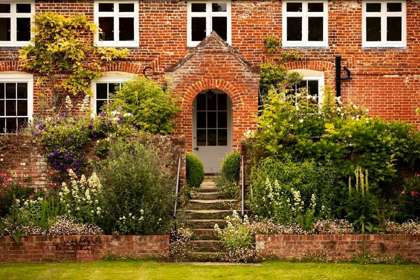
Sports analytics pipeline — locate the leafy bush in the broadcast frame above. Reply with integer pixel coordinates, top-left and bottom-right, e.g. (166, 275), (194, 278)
(221, 152), (241, 183)
(395, 175), (420, 222)
(216, 176), (239, 199)
(259, 63), (302, 99)
(108, 77), (180, 134)
(95, 140), (174, 234)
(214, 211), (255, 262)
(0, 183), (33, 218)
(186, 153), (204, 188)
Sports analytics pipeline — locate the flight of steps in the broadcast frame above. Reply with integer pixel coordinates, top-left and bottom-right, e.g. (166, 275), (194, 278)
(180, 176), (239, 261)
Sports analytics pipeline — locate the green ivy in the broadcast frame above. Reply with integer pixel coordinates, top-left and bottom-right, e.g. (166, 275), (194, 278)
(20, 13), (128, 96)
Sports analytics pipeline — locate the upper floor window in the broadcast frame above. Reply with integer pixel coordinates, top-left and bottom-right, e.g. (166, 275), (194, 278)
(91, 72), (136, 115)
(0, 73), (33, 134)
(0, 1), (33, 47)
(94, 1), (139, 47)
(362, 1), (406, 48)
(282, 1), (328, 48)
(187, 1), (231, 47)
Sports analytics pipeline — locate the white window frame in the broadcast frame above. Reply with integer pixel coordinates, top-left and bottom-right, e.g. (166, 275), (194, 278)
(291, 69), (324, 104)
(282, 0), (329, 48)
(0, 1), (34, 47)
(187, 1), (232, 47)
(0, 72), (33, 134)
(362, 1), (406, 48)
(94, 0), (139, 48)
(91, 72), (137, 116)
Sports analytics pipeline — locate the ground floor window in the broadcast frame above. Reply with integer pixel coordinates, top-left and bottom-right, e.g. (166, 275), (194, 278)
(290, 69), (324, 103)
(0, 73), (33, 134)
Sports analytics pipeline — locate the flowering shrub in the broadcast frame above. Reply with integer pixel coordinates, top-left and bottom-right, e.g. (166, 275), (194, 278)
(312, 219), (354, 234)
(383, 220), (420, 235)
(170, 227), (193, 261)
(214, 211), (256, 262)
(249, 220), (306, 235)
(59, 170), (103, 225)
(49, 216), (103, 236)
(115, 211), (145, 235)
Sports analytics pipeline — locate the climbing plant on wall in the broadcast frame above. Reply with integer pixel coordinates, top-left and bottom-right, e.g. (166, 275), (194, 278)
(20, 13), (128, 97)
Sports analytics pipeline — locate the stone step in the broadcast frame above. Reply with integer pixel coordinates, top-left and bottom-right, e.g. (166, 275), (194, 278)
(187, 252), (223, 262)
(181, 209), (236, 220)
(191, 228), (218, 240)
(186, 219), (226, 229)
(187, 199), (238, 210)
(191, 240), (224, 252)
(191, 191), (225, 200)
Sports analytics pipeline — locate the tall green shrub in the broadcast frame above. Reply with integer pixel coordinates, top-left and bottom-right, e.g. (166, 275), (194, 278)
(186, 153), (204, 188)
(221, 152), (241, 183)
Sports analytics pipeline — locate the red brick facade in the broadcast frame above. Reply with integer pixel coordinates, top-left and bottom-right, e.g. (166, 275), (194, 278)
(0, 0), (419, 176)
(256, 234), (420, 263)
(0, 235), (169, 262)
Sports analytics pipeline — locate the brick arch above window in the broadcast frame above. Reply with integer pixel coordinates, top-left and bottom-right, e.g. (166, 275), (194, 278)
(284, 60), (334, 72)
(102, 61), (152, 75)
(0, 61), (25, 72)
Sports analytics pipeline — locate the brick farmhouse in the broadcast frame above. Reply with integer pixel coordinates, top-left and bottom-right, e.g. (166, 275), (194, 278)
(0, 0), (419, 174)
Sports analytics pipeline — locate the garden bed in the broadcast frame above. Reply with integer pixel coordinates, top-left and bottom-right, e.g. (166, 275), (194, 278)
(256, 234), (420, 263)
(0, 235), (169, 262)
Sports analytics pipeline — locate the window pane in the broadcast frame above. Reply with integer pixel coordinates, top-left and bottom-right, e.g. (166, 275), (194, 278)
(212, 17), (227, 41)
(207, 92), (217, 110)
(6, 118), (17, 133)
(99, 17), (114, 41)
(366, 3), (381, 12)
(308, 3), (323, 12)
(308, 17), (323, 41)
(96, 83), (108, 99)
(191, 3), (206, 12)
(197, 129), (206, 146)
(0, 83), (4, 99)
(6, 100), (16, 116)
(387, 17), (402, 41)
(119, 17), (134, 41)
(16, 4), (31, 13)
(0, 101), (3, 116)
(218, 112), (227, 128)
(287, 3), (302, 12)
(119, 3), (134, 12)
(191, 17), (206, 41)
(307, 80), (319, 96)
(387, 3), (401, 12)
(207, 129), (217, 146)
(17, 83), (27, 98)
(196, 94), (206, 110)
(6, 83), (16, 99)
(17, 100), (27, 116)
(366, 17), (381, 41)
(218, 94), (227, 110)
(0, 4), (10, 13)
(17, 118), (28, 131)
(287, 17), (302, 41)
(0, 118), (4, 133)
(96, 100), (106, 114)
(197, 112), (206, 128)
(218, 129), (227, 146)
(207, 112), (217, 128)
(0, 18), (11, 41)
(99, 3), (114, 12)
(17, 18), (31, 41)
(212, 3), (227, 12)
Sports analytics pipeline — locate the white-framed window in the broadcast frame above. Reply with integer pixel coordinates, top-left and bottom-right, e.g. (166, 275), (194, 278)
(94, 1), (139, 47)
(0, 1), (34, 47)
(282, 1), (328, 48)
(91, 72), (136, 115)
(362, 1), (406, 48)
(187, 1), (231, 47)
(290, 69), (324, 103)
(0, 72), (33, 134)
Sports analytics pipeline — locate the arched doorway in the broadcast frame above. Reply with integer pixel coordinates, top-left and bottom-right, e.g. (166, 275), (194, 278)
(192, 89), (232, 174)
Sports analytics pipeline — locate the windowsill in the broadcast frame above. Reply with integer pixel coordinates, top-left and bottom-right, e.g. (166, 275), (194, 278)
(362, 44), (407, 49)
(95, 41), (139, 48)
(0, 41), (31, 48)
(282, 43), (329, 49)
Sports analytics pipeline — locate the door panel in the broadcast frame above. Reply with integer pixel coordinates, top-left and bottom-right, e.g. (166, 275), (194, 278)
(193, 90), (231, 174)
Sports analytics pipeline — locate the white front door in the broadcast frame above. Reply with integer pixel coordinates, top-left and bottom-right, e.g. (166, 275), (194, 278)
(193, 90), (232, 174)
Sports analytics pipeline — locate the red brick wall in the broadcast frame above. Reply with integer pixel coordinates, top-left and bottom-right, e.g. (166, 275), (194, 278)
(0, 235), (169, 262)
(256, 234), (420, 263)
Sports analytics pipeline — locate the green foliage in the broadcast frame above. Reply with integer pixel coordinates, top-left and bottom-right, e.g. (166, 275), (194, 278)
(216, 176), (239, 199)
(20, 13), (127, 96)
(0, 183), (33, 218)
(396, 176), (420, 222)
(221, 152), (241, 183)
(186, 153), (204, 188)
(95, 140), (174, 234)
(259, 63), (302, 99)
(264, 35), (280, 53)
(344, 192), (379, 233)
(108, 77), (180, 134)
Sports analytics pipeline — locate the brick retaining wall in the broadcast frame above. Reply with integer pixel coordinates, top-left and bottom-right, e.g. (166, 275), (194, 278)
(0, 235), (169, 262)
(256, 234), (420, 263)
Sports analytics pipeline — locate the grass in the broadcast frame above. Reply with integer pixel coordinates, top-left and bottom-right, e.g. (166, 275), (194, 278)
(0, 260), (419, 280)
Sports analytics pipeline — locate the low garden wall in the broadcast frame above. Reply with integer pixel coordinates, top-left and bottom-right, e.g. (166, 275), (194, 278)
(256, 234), (420, 263)
(0, 235), (169, 262)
